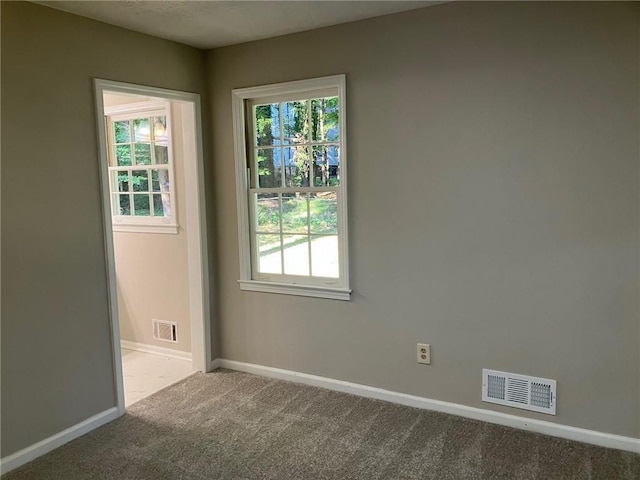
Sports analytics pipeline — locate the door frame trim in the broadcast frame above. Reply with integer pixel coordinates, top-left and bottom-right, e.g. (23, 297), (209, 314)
(93, 79), (212, 414)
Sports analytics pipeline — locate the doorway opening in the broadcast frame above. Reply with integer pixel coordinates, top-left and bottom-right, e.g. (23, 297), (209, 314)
(94, 80), (211, 413)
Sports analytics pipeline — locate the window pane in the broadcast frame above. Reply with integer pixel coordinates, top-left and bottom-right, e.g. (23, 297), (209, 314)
(283, 235), (310, 276)
(311, 235), (339, 278)
(282, 101), (308, 144)
(114, 194), (131, 216)
(255, 193), (280, 233)
(281, 193), (308, 234)
(153, 116), (167, 142)
(134, 143), (151, 165)
(151, 170), (160, 192)
(154, 144), (168, 164)
(133, 194), (150, 216)
(284, 147), (309, 187)
(112, 170), (129, 192)
(309, 192), (338, 234)
(257, 234), (282, 274)
(151, 168), (170, 193)
(312, 145), (340, 187)
(116, 145), (132, 166)
(132, 170), (148, 192)
(255, 104), (280, 146)
(311, 97), (339, 142)
(153, 193), (171, 217)
(133, 118), (150, 142)
(256, 148), (282, 188)
(114, 120), (131, 143)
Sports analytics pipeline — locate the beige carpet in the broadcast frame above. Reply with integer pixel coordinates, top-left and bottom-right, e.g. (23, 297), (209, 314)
(4, 369), (639, 479)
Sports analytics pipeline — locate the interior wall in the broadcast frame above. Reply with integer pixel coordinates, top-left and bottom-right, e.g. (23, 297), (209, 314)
(206, 1), (640, 438)
(106, 96), (192, 354)
(1, 1), (207, 457)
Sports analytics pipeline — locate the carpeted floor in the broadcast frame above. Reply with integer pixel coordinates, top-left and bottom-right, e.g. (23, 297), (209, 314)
(4, 369), (639, 479)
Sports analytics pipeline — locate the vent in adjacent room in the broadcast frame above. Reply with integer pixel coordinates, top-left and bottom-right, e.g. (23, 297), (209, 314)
(482, 369), (556, 415)
(152, 319), (178, 343)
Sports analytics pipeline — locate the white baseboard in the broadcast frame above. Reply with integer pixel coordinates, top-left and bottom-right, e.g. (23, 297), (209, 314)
(0, 407), (120, 475)
(121, 340), (192, 362)
(216, 358), (640, 454)
(209, 358), (222, 370)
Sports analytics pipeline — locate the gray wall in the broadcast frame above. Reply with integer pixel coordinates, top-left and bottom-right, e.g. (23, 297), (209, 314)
(207, 1), (640, 437)
(1, 2), (207, 457)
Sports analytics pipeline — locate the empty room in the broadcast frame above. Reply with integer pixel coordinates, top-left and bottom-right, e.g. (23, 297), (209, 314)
(1, 1), (639, 479)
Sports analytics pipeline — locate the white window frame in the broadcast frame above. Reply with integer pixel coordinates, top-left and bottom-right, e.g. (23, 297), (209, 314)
(232, 75), (351, 300)
(105, 100), (178, 234)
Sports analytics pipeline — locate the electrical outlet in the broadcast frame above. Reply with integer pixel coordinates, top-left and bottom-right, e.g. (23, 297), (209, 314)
(417, 343), (431, 365)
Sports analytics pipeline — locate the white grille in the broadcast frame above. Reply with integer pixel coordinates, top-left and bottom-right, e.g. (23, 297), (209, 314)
(482, 369), (556, 415)
(487, 375), (506, 400)
(531, 382), (552, 408)
(506, 378), (529, 404)
(152, 319), (178, 343)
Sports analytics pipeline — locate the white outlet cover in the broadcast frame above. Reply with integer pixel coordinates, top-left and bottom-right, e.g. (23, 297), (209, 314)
(417, 343), (431, 364)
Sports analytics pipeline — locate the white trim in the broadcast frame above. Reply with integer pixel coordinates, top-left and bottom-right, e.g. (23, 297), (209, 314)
(0, 407), (119, 475)
(104, 100), (167, 116)
(180, 100), (212, 373)
(94, 81), (126, 415)
(232, 75), (347, 100)
(232, 86), (252, 281)
(96, 80), (203, 102)
(238, 279), (351, 300)
(215, 359), (640, 454)
(209, 358), (222, 370)
(335, 74), (350, 296)
(121, 340), (192, 361)
(93, 79), (213, 420)
(112, 224), (178, 234)
(231, 75), (350, 297)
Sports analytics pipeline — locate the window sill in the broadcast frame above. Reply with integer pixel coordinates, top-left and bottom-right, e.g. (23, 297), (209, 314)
(112, 224), (179, 235)
(238, 280), (351, 301)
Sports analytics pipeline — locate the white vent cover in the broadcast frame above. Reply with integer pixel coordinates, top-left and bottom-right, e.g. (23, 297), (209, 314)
(152, 319), (178, 343)
(482, 369), (556, 415)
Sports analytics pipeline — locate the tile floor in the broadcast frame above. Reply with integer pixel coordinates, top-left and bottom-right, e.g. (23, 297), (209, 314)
(121, 348), (194, 407)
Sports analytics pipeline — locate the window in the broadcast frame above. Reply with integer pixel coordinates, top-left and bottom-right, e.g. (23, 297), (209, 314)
(105, 101), (178, 234)
(232, 75), (350, 300)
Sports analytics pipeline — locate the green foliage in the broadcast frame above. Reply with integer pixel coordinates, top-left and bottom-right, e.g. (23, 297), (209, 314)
(253, 98), (340, 188)
(312, 97), (339, 142)
(256, 193), (337, 235)
(281, 196), (308, 232)
(133, 194), (150, 216)
(118, 195), (131, 215)
(309, 194), (337, 233)
(134, 144), (151, 165)
(114, 120), (130, 143)
(116, 145), (132, 166)
(255, 105), (276, 145)
(255, 105), (280, 187)
(111, 116), (171, 218)
(153, 195), (164, 216)
(256, 196), (280, 232)
(256, 151), (272, 179)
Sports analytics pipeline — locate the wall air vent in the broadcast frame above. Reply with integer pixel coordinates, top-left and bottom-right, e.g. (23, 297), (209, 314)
(152, 319), (178, 343)
(482, 369), (556, 415)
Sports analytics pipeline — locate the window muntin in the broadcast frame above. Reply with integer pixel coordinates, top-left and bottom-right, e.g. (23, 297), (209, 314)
(106, 104), (177, 232)
(233, 76), (350, 299)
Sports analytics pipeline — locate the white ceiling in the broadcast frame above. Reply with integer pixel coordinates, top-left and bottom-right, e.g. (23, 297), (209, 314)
(36, 1), (440, 50)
